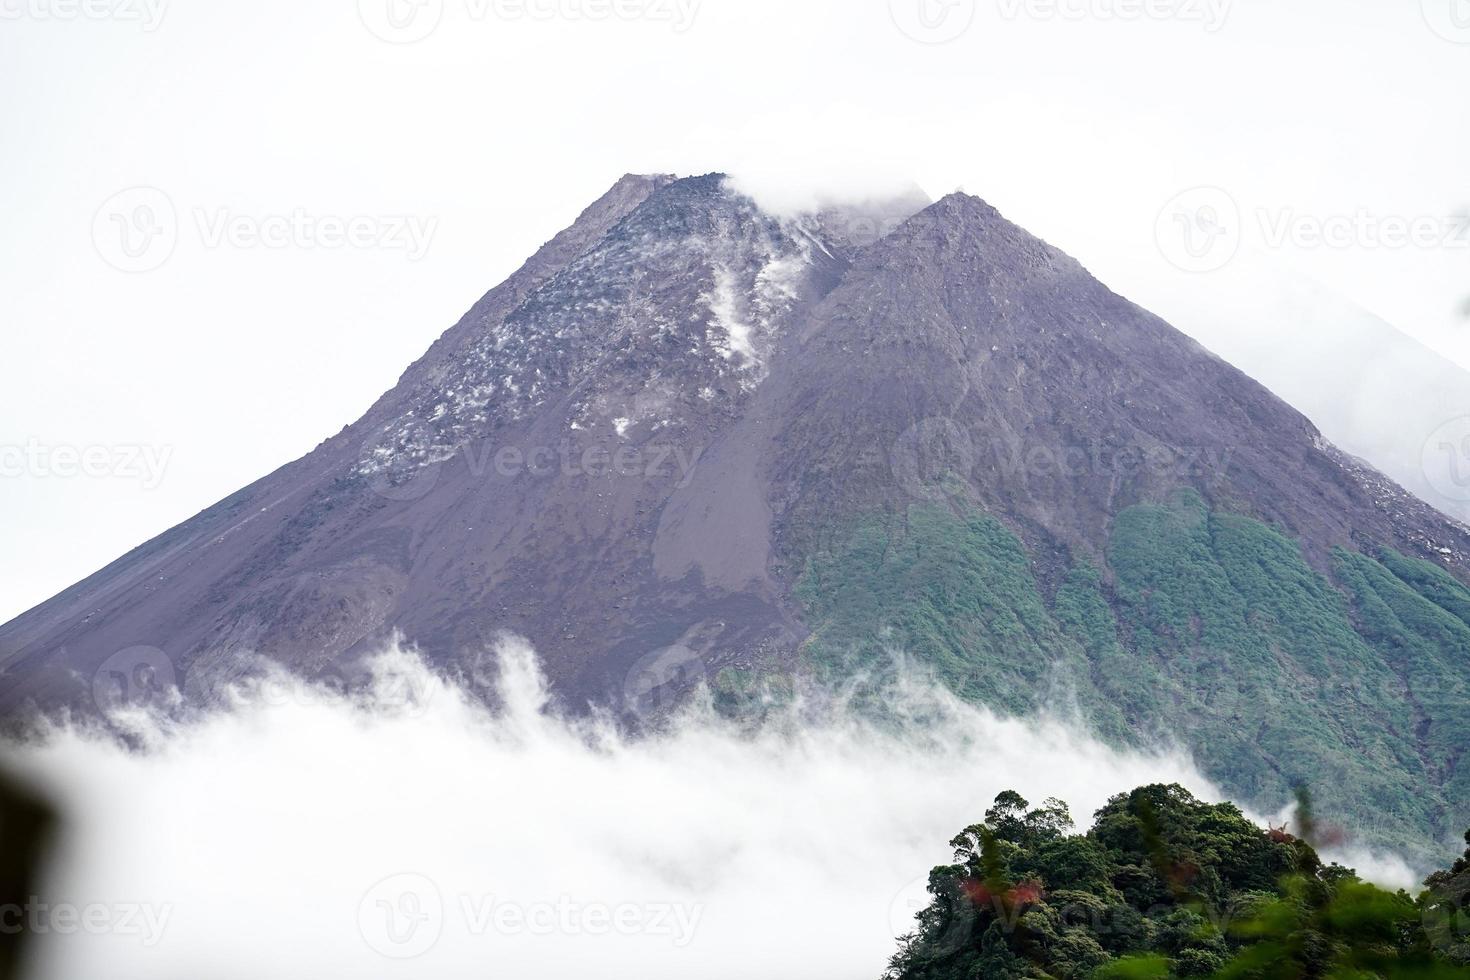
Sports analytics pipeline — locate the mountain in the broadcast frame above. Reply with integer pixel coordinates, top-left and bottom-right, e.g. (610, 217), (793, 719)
(3, 173), (1469, 863)
(1118, 256), (1470, 527)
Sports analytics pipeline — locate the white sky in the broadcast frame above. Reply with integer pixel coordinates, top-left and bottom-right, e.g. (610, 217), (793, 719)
(2, 0), (1468, 623)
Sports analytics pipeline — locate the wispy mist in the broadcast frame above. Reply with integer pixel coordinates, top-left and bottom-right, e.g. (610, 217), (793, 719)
(3, 638), (1413, 979)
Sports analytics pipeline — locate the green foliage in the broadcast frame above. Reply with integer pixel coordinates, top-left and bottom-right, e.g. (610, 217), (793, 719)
(1095, 954), (1172, 980)
(794, 497), (1470, 863)
(1334, 549), (1470, 840)
(1422, 831), (1470, 966)
(1105, 494), (1428, 844)
(1374, 551), (1470, 629)
(795, 506), (1105, 717)
(886, 785), (1470, 980)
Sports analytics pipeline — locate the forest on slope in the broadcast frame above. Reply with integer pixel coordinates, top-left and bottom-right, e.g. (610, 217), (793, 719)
(791, 493), (1470, 865)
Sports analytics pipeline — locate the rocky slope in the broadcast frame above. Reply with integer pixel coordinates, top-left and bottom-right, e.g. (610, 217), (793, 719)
(3, 173), (1468, 862)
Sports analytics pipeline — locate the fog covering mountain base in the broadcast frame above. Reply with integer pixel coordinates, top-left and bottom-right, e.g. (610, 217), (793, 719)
(5, 639), (1415, 980)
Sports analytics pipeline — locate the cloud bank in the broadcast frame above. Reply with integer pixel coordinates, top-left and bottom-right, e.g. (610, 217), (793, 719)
(3, 638), (1415, 980)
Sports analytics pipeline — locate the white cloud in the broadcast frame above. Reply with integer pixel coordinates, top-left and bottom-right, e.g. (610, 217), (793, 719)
(6, 637), (1421, 978)
(0, 636), (1258, 980)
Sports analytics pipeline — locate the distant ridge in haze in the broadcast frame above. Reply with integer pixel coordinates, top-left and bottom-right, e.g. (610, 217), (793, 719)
(1135, 256), (1470, 527)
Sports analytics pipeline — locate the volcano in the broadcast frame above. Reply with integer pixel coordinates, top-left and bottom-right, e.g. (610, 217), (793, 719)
(4, 173), (1468, 862)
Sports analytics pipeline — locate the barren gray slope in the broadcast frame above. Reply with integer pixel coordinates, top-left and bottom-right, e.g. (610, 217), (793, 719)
(1, 175), (1466, 730)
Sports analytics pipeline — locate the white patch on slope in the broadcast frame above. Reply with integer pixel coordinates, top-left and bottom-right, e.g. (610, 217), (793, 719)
(703, 265), (757, 365)
(699, 214), (815, 386)
(756, 222), (813, 311)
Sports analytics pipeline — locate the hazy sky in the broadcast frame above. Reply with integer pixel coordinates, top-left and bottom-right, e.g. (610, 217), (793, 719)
(3, 0), (1468, 621)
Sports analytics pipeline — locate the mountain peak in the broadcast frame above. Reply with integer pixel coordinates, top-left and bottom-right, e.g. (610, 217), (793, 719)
(933, 188), (1002, 214)
(916, 190), (1028, 243)
(615, 171), (677, 186)
(855, 186), (1079, 290)
(5, 173), (1469, 863)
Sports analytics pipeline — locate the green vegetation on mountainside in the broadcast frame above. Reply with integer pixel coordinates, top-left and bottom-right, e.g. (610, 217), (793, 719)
(795, 507), (1105, 718)
(794, 493), (1470, 864)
